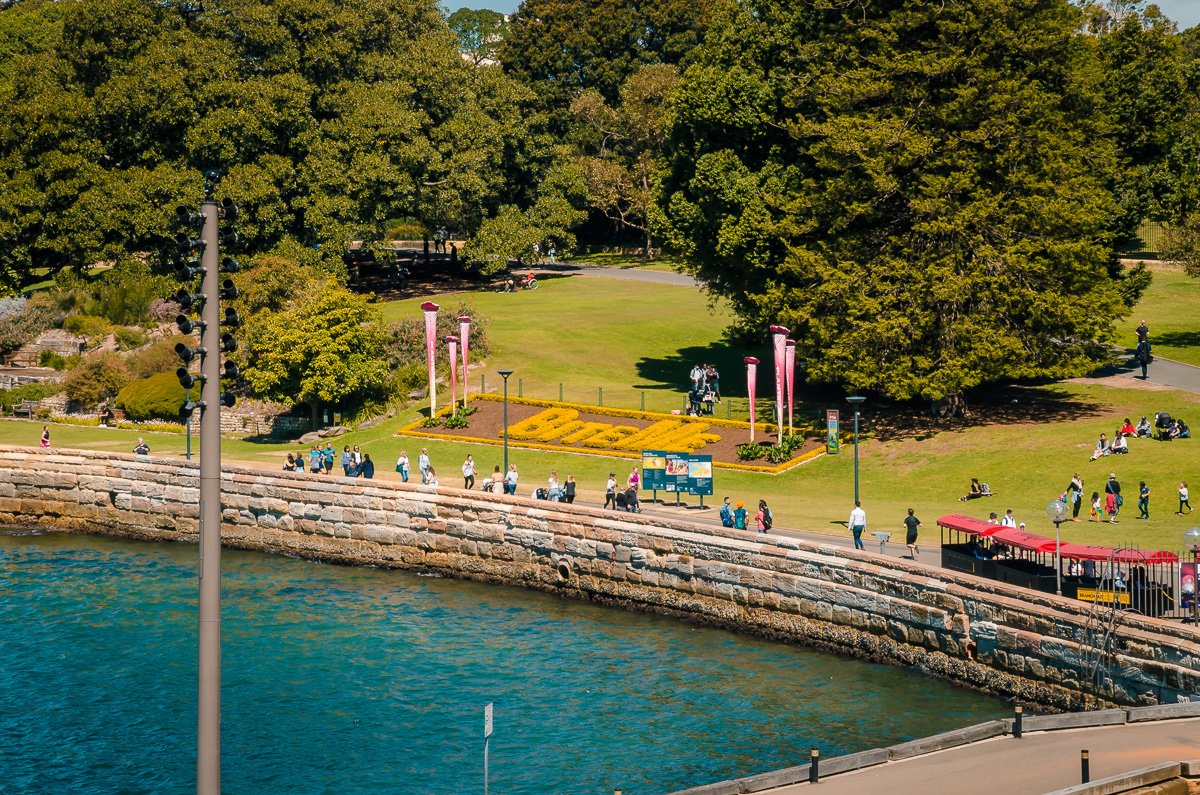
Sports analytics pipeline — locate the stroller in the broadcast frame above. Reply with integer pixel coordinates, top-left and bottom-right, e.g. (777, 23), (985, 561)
(1155, 412), (1173, 441)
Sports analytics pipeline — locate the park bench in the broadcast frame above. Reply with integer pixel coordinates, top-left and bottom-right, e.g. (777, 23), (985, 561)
(12, 399), (40, 418)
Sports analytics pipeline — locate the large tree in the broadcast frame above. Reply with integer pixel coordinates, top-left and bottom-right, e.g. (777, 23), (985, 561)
(0, 0), (574, 290)
(447, 7), (506, 66)
(660, 0), (1141, 414)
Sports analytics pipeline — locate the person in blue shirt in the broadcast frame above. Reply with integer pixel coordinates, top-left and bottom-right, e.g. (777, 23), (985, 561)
(341, 445), (353, 476)
(719, 497), (734, 527)
(733, 501), (748, 530)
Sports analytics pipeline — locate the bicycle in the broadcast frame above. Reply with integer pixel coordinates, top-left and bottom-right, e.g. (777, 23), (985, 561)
(519, 273), (539, 290)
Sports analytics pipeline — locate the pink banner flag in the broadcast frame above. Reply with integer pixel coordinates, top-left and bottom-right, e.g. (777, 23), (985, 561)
(785, 340), (796, 436)
(769, 325), (789, 437)
(745, 356), (759, 442)
(458, 316), (471, 405)
(447, 336), (459, 410)
(421, 301), (439, 415)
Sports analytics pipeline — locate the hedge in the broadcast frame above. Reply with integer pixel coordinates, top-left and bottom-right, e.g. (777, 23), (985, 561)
(116, 371), (187, 421)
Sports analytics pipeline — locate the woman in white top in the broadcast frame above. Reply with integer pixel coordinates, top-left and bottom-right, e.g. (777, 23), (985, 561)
(604, 473), (618, 510)
(425, 466), (439, 488)
(462, 455), (475, 489)
(547, 470), (560, 501)
(491, 466), (505, 495)
(396, 451), (410, 483)
(504, 464), (518, 495)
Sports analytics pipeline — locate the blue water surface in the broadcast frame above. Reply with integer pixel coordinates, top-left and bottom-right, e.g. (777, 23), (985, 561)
(0, 531), (1006, 794)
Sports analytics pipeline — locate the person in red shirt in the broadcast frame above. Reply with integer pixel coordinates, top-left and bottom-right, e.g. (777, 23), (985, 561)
(1120, 417), (1136, 437)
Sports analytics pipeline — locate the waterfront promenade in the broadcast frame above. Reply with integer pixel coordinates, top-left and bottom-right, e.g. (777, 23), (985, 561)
(761, 717), (1200, 794)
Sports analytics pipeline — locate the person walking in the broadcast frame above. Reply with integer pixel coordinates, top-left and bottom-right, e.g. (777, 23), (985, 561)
(360, 454), (375, 479)
(418, 448), (430, 484)
(719, 497), (734, 527)
(1105, 473), (1121, 523)
(547, 470), (561, 502)
(1000, 509), (1016, 528)
(491, 466), (505, 495)
(396, 450), (410, 482)
(341, 445), (353, 477)
(563, 474), (576, 504)
(903, 508), (921, 559)
(1137, 319), (1150, 347)
(733, 500), (748, 530)
(604, 472), (618, 509)
(505, 464), (518, 495)
(755, 500), (771, 533)
(1179, 481), (1193, 516)
(39, 424), (50, 449)
(1091, 491), (1102, 522)
(849, 501), (866, 550)
(1138, 481), (1150, 519)
(627, 466), (641, 512)
(1136, 338), (1151, 379)
(462, 455), (476, 489)
(323, 443), (335, 474)
(1068, 473), (1084, 521)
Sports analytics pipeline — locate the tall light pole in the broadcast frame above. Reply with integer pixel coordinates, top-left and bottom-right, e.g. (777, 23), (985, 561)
(1185, 527), (1200, 624)
(498, 370), (514, 474)
(1046, 500), (1070, 596)
(846, 396), (866, 504)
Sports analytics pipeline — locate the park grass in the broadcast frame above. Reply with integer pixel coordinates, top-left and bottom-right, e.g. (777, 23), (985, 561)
(1114, 268), (1200, 366)
(7, 377), (1200, 556)
(376, 275), (752, 415)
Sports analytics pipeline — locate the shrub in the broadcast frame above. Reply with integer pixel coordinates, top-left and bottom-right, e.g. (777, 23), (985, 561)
(88, 261), (175, 326)
(114, 326), (149, 351)
(116, 371), (187, 421)
(384, 217), (426, 240)
(35, 407), (51, 419)
(443, 410), (469, 429)
(0, 380), (60, 412)
(736, 443), (766, 461)
(63, 314), (111, 343)
(147, 299), (181, 324)
(128, 335), (190, 379)
(64, 352), (132, 407)
(0, 294), (59, 352)
(38, 350), (80, 370)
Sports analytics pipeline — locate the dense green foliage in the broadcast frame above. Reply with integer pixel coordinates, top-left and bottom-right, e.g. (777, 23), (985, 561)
(0, 0), (579, 289)
(116, 370), (186, 421)
(447, 7), (505, 65)
(659, 0), (1161, 410)
(64, 352), (132, 406)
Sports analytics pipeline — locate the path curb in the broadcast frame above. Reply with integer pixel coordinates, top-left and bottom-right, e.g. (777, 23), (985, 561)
(1042, 762), (1181, 795)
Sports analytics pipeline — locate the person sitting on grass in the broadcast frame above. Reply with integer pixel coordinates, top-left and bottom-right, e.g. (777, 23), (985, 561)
(1136, 416), (1153, 437)
(1110, 432), (1128, 455)
(1120, 418), (1136, 437)
(1180, 418), (1192, 439)
(959, 478), (984, 501)
(1089, 433), (1110, 460)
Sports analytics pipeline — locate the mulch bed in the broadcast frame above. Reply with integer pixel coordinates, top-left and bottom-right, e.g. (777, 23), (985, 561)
(404, 398), (823, 467)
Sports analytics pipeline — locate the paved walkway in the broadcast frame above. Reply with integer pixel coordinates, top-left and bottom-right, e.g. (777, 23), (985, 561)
(1114, 348), (1200, 395)
(765, 718), (1200, 794)
(539, 261), (701, 287)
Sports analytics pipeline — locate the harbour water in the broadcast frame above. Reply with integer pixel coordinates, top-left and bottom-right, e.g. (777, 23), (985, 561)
(0, 531), (1007, 794)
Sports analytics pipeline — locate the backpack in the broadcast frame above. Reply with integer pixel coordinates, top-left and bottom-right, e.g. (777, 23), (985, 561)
(762, 508), (773, 531)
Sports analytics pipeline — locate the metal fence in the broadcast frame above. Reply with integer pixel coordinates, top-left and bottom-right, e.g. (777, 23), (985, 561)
(1120, 220), (1168, 258)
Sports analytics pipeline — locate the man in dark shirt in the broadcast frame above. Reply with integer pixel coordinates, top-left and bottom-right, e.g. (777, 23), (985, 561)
(1137, 320), (1149, 345)
(133, 438), (150, 455)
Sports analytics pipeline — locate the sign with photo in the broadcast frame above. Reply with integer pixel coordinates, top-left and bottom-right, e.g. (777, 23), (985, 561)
(645, 451), (713, 496)
(642, 451), (667, 490)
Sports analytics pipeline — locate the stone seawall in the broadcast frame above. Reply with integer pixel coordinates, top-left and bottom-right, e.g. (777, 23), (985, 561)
(3, 445), (1199, 710)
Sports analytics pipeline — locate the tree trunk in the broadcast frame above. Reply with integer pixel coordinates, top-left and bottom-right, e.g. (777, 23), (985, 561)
(934, 392), (971, 419)
(645, 227), (654, 261)
(309, 398), (321, 432)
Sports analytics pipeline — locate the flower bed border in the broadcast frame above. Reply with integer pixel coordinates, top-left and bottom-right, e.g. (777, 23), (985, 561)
(396, 396), (831, 474)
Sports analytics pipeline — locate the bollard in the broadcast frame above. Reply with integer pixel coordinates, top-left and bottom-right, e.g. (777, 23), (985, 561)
(809, 749), (819, 783)
(599, 386), (603, 407)
(641, 391), (645, 411)
(1081, 750), (1089, 783)
(519, 378), (523, 398)
(481, 373), (484, 394)
(1013, 703), (1023, 739)
(560, 383), (563, 402)
(727, 401), (731, 419)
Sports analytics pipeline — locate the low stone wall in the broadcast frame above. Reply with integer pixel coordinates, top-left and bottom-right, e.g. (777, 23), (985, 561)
(3, 445), (1200, 710)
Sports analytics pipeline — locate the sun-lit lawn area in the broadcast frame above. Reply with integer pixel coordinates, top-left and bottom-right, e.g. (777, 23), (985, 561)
(562, 252), (683, 272)
(377, 275), (750, 415)
(1114, 267), (1200, 366)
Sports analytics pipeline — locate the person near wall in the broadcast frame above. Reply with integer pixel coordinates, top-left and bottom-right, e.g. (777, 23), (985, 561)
(360, 454), (375, 479)
(849, 501), (866, 550)
(903, 509), (921, 559)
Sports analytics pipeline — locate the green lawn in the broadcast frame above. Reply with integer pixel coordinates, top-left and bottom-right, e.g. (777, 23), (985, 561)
(1114, 268), (1200, 365)
(9, 378), (1200, 556)
(378, 276), (752, 415)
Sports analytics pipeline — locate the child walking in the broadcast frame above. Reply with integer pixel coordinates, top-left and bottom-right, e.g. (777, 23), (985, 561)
(1090, 491), (1102, 522)
(1179, 481), (1193, 516)
(1138, 481), (1150, 519)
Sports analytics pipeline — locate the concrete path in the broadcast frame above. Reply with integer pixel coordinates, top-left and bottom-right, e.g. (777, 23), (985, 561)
(538, 261), (701, 287)
(1114, 348), (1200, 395)
(764, 717), (1200, 795)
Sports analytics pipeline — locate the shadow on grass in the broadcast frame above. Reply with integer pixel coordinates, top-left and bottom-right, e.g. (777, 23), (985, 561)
(1153, 331), (1200, 350)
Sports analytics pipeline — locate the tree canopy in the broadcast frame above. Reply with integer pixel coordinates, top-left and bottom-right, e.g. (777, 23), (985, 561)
(447, 7), (506, 66)
(659, 0), (1149, 411)
(0, 0), (575, 290)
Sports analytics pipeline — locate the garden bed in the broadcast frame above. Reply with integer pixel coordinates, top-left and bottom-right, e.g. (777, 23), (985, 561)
(396, 395), (827, 473)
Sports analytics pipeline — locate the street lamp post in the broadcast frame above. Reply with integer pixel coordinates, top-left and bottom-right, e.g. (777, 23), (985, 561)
(1184, 527), (1200, 624)
(498, 370), (514, 474)
(846, 396), (866, 504)
(1046, 500), (1070, 596)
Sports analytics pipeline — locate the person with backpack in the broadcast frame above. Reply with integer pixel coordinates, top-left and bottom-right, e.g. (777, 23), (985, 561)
(1105, 473), (1122, 523)
(719, 497), (734, 527)
(755, 500), (772, 533)
(1135, 338), (1152, 379)
(733, 500), (748, 530)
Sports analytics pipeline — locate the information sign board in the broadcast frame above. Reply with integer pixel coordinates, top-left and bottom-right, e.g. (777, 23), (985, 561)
(826, 410), (840, 454)
(644, 451), (712, 496)
(641, 451), (667, 490)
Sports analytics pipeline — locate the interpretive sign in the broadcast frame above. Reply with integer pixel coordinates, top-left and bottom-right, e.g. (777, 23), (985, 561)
(642, 451), (667, 490)
(650, 451), (713, 496)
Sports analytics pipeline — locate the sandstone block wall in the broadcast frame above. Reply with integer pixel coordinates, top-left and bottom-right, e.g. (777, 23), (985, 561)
(2, 445), (1199, 710)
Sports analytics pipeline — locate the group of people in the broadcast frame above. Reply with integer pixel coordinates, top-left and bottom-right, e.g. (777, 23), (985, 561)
(719, 497), (773, 533)
(685, 364), (721, 416)
(1089, 414), (1191, 461)
(844, 502), (924, 560)
(284, 443), (376, 479)
(531, 241), (557, 264)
